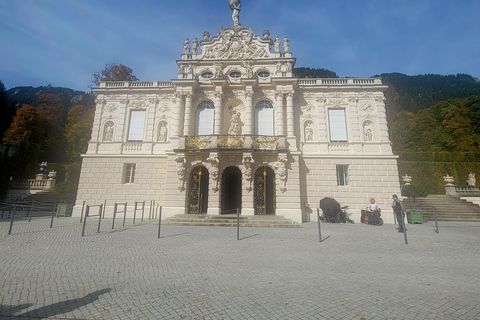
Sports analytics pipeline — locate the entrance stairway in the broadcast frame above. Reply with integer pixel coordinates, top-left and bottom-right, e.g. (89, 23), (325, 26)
(162, 214), (302, 228)
(402, 195), (480, 222)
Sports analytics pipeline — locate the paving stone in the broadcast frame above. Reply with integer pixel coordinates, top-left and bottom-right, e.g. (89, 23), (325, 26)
(0, 218), (479, 319)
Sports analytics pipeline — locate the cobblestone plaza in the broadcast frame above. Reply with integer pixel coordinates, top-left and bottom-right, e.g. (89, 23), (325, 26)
(1, 218), (479, 319)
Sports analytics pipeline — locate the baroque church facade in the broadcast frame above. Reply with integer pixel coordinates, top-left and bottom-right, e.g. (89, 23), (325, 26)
(74, 3), (401, 223)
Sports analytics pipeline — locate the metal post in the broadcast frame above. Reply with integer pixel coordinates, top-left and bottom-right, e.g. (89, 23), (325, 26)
(82, 205), (89, 236)
(102, 200), (107, 219)
(317, 208), (322, 243)
(158, 206), (162, 238)
(149, 200), (153, 220)
(236, 207), (240, 240)
(433, 206), (439, 234)
(141, 201), (145, 222)
(123, 203), (127, 226)
(112, 203), (118, 229)
(8, 204), (16, 235)
(28, 201), (34, 222)
(402, 210), (408, 245)
(133, 202), (137, 224)
(97, 205), (102, 233)
(50, 204), (56, 228)
(80, 200), (85, 223)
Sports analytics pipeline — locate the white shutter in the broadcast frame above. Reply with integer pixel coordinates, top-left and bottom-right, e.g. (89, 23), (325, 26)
(128, 110), (146, 141)
(255, 101), (275, 135)
(195, 101), (215, 135)
(328, 109), (347, 141)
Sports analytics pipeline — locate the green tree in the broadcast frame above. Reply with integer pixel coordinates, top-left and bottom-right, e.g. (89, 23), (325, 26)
(91, 63), (139, 87)
(401, 184), (427, 208)
(0, 80), (14, 137)
(64, 105), (95, 162)
(2, 104), (37, 144)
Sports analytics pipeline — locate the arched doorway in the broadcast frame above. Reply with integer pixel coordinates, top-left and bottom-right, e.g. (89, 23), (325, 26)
(188, 166), (209, 214)
(254, 166), (276, 215)
(221, 166), (242, 213)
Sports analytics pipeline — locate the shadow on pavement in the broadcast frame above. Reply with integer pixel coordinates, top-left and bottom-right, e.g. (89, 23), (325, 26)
(4, 288), (112, 319)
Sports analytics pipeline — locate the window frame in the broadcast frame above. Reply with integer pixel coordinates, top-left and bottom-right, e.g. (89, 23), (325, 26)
(124, 163), (136, 184)
(328, 108), (348, 142)
(336, 164), (349, 186)
(127, 110), (147, 142)
(254, 100), (275, 136)
(195, 101), (215, 135)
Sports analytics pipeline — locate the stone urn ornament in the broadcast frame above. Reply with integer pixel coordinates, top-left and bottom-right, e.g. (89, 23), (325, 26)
(443, 174), (454, 186)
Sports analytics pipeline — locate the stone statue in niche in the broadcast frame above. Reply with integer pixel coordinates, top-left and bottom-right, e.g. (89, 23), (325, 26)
(228, 112), (241, 135)
(467, 172), (476, 186)
(192, 38), (199, 54)
(104, 123), (114, 142)
(229, 0), (242, 26)
(183, 38), (190, 54)
(305, 122), (313, 141)
(282, 36), (290, 52)
(158, 122), (167, 142)
(364, 122), (373, 142)
(274, 35), (280, 52)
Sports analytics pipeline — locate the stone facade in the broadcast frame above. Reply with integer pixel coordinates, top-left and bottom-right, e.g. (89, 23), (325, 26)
(74, 6), (401, 223)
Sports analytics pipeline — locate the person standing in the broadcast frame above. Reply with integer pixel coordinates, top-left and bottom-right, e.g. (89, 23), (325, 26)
(392, 194), (405, 232)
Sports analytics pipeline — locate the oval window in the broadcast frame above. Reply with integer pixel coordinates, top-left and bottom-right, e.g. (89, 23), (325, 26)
(258, 71), (270, 78)
(229, 71), (241, 78)
(201, 72), (213, 79)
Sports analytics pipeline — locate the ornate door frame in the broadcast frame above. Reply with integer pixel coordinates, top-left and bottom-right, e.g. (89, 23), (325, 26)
(254, 166), (276, 215)
(188, 166), (209, 214)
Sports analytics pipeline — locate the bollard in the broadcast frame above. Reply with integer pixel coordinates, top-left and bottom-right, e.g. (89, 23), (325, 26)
(82, 205), (90, 236)
(317, 208), (322, 243)
(236, 207), (240, 240)
(80, 200), (85, 223)
(8, 204), (17, 235)
(50, 203), (56, 228)
(102, 200), (107, 219)
(433, 206), (439, 233)
(141, 201), (145, 222)
(112, 203), (118, 229)
(402, 210), (408, 245)
(158, 206), (162, 238)
(97, 205), (103, 233)
(133, 202), (137, 224)
(123, 203), (127, 227)
(28, 201), (34, 222)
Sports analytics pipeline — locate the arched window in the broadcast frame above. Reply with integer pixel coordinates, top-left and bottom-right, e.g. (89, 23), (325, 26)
(195, 101), (215, 135)
(255, 100), (275, 135)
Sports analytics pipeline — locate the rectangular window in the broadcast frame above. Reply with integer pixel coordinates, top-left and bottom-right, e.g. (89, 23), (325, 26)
(336, 165), (349, 186)
(328, 109), (348, 141)
(124, 163), (136, 184)
(127, 110), (146, 141)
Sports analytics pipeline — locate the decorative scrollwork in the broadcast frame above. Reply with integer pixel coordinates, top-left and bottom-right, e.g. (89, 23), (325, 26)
(219, 136), (244, 149)
(252, 136), (278, 150)
(186, 136), (213, 150)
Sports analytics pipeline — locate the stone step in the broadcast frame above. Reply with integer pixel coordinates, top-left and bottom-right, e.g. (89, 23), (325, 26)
(163, 214), (302, 228)
(402, 195), (480, 222)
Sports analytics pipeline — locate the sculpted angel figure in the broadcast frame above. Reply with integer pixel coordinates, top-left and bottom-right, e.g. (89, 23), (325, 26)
(229, 0), (241, 26)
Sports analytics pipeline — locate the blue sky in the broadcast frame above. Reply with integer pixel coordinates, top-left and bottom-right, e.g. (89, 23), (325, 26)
(1, 0), (479, 92)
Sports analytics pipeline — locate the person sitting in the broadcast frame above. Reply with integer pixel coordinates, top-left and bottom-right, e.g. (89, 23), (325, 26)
(367, 198), (378, 225)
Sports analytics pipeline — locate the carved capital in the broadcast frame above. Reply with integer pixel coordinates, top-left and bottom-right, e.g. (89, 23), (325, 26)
(244, 90), (253, 99)
(274, 90), (284, 99)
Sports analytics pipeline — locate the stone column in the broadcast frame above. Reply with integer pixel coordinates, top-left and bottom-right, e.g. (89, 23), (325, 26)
(214, 91), (223, 135)
(244, 90), (253, 135)
(275, 91), (285, 136)
(172, 93), (183, 137)
(183, 93), (193, 136)
(286, 91), (295, 136)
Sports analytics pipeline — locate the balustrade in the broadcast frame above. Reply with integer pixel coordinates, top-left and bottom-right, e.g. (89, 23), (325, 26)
(183, 135), (285, 151)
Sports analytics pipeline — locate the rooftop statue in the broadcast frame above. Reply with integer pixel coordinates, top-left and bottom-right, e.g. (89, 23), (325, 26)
(229, 0), (241, 26)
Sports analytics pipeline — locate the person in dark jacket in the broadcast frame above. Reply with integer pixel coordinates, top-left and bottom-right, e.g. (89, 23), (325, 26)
(392, 194), (405, 232)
